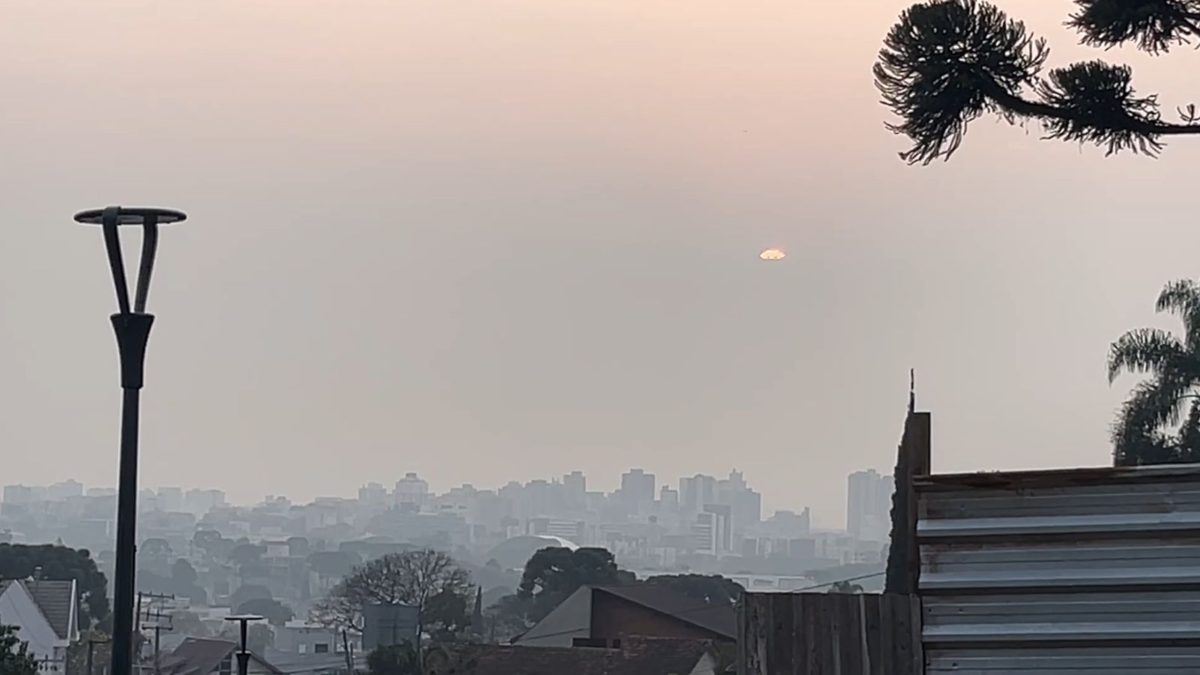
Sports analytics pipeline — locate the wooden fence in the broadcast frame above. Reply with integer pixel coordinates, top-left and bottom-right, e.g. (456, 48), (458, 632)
(738, 593), (921, 675)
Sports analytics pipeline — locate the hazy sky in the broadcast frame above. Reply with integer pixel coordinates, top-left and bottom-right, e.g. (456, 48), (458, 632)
(4, 1), (1200, 528)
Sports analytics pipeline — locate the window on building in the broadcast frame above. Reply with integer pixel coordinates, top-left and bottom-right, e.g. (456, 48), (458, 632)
(315, 643), (330, 654)
(299, 644), (307, 654)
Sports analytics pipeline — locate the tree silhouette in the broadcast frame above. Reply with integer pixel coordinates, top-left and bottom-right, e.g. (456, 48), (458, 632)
(0, 544), (109, 629)
(0, 626), (37, 675)
(235, 598), (295, 627)
(1109, 280), (1200, 465)
(875, 0), (1200, 164)
(643, 574), (743, 606)
(517, 547), (634, 623)
(368, 643), (420, 675)
(312, 550), (472, 643)
(229, 584), (273, 610)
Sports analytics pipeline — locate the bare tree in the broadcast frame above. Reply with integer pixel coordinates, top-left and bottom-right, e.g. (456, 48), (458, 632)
(312, 549), (472, 645)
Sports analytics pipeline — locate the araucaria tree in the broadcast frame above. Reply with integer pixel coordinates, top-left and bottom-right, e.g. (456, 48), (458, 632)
(313, 550), (472, 643)
(876, 0), (1200, 164)
(1109, 280), (1200, 465)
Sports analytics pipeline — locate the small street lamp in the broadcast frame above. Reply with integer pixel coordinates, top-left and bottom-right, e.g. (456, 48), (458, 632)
(75, 206), (187, 675)
(224, 615), (265, 675)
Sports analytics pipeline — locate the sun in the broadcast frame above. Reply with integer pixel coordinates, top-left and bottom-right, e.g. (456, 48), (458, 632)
(759, 248), (786, 261)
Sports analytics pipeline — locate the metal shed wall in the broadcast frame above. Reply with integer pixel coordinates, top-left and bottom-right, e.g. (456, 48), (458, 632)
(917, 465), (1200, 673)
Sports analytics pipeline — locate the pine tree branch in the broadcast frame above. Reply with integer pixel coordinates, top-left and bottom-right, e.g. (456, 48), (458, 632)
(984, 83), (1200, 136)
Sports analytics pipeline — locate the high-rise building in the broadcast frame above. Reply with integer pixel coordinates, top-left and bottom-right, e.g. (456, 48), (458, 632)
(765, 508), (812, 537)
(659, 486), (679, 512)
(48, 480), (84, 501)
(718, 470), (762, 535)
(395, 473), (430, 507)
(847, 470), (895, 541)
(620, 469), (655, 512)
(522, 479), (557, 519)
(692, 504), (733, 556)
(359, 482), (388, 506)
(2, 485), (35, 505)
(562, 471), (586, 508)
(679, 474), (717, 514)
(527, 517), (585, 542)
(733, 487), (762, 532)
(184, 488), (226, 516)
(157, 487), (183, 512)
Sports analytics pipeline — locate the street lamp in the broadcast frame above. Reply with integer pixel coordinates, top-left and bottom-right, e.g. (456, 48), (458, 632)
(75, 206), (187, 675)
(224, 615), (265, 675)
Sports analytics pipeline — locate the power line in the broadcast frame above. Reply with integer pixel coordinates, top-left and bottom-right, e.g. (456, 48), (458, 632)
(790, 571), (885, 593)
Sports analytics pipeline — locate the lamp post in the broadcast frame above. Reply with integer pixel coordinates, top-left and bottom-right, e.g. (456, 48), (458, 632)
(75, 206), (187, 675)
(224, 615), (265, 675)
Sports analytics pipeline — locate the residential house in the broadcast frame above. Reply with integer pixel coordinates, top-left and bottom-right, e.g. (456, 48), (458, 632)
(159, 638), (283, 675)
(273, 621), (340, 656)
(513, 585), (735, 648)
(0, 578), (79, 673)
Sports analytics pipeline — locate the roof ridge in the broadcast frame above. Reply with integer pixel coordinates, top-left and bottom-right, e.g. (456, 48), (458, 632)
(591, 584), (736, 638)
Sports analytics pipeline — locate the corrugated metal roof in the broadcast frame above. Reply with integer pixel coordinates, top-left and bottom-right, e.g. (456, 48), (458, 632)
(918, 464), (1200, 673)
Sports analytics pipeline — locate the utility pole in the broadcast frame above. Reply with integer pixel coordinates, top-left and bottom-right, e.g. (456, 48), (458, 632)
(135, 591), (174, 674)
(141, 609), (173, 675)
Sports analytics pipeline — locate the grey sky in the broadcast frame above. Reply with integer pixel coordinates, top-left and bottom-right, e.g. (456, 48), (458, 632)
(2, 1), (1198, 527)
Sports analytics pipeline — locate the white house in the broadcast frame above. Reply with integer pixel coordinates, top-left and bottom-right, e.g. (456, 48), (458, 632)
(0, 578), (80, 673)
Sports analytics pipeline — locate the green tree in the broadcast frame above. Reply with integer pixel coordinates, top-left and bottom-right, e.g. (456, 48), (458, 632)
(875, 0), (1200, 165)
(218, 623), (273, 654)
(312, 549), (472, 644)
(193, 530), (235, 560)
(484, 594), (533, 643)
(235, 598), (295, 627)
(172, 558), (198, 586)
(307, 551), (359, 578)
(230, 584), (273, 609)
(643, 574), (743, 606)
(0, 625), (37, 675)
(367, 642), (420, 675)
(0, 544), (109, 628)
(169, 611), (211, 637)
(171, 559), (208, 605)
(516, 547), (633, 623)
(229, 543), (266, 568)
(1108, 280), (1200, 465)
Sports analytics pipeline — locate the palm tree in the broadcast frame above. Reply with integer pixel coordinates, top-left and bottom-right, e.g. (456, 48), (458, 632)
(1109, 280), (1200, 466)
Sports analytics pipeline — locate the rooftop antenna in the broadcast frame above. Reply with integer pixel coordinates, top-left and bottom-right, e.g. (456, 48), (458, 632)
(908, 368), (916, 414)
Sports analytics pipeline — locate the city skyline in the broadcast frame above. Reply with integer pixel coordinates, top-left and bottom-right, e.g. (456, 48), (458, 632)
(5, 0), (1185, 541)
(1, 464), (890, 531)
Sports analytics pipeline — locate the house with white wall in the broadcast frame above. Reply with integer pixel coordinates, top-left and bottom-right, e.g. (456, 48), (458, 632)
(0, 578), (79, 673)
